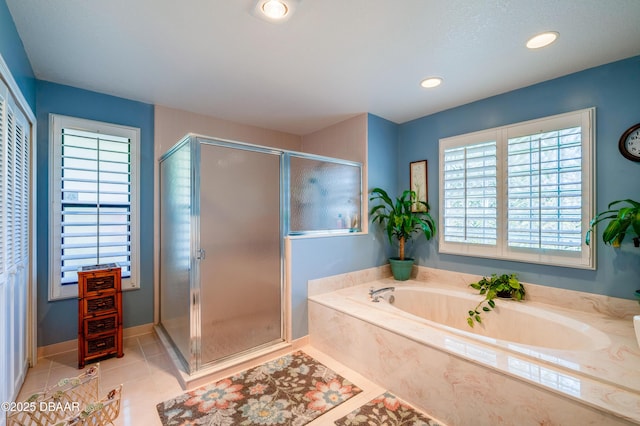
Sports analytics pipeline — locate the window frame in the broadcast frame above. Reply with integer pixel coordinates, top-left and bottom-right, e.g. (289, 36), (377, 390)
(438, 108), (595, 269)
(48, 114), (141, 301)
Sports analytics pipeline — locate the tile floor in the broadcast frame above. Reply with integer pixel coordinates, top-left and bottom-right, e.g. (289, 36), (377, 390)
(16, 332), (401, 425)
(18, 332), (178, 425)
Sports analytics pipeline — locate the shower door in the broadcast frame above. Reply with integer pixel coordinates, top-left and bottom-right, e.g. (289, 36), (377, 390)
(197, 141), (283, 366)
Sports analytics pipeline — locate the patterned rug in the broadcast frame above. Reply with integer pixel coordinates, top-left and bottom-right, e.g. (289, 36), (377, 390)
(157, 351), (362, 425)
(334, 392), (442, 426)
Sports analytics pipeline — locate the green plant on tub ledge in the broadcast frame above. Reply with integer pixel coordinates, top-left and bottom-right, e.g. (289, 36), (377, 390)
(369, 187), (436, 281)
(466, 273), (526, 327)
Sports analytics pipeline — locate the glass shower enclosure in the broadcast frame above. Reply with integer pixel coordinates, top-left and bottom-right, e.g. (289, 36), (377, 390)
(159, 134), (362, 374)
(159, 136), (284, 373)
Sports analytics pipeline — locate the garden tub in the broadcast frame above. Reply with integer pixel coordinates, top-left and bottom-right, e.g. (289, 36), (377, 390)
(383, 286), (611, 351)
(308, 278), (640, 425)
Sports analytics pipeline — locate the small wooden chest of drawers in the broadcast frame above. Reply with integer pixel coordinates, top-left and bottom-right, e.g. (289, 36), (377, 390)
(77, 264), (124, 368)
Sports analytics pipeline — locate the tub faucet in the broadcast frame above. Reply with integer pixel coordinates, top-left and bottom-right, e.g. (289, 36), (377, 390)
(369, 286), (395, 302)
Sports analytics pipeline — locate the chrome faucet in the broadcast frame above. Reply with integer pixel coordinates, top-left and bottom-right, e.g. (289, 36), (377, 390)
(369, 286), (395, 302)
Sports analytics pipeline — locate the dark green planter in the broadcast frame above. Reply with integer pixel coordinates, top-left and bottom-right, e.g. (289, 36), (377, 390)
(389, 257), (414, 281)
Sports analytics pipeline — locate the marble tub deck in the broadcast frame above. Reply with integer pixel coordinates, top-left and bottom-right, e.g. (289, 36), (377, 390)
(308, 266), (640, 425)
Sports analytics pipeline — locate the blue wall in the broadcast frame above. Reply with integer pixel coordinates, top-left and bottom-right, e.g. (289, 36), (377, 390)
(398, 56), (640, 299)
(289, 114), (397, 338)
(4, 0), (638, 345)
(0, 0), (35, 110)
(35, 81), (155, 346)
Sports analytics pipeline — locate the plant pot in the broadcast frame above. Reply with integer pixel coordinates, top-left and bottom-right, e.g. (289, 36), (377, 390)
(389, 257), (414, 281)
(496, 290), (513, 299)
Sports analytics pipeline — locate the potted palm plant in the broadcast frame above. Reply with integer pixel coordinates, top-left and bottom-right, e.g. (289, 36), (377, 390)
(369, 187), (436, 280)
(586, 198), (640, 248)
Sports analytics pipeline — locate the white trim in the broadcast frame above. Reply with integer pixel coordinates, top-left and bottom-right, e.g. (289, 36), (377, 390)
(439, 108), (596, 269)
(48, 114), (141, 300)
(0, 54), (35, 123)
(0, 52), (37, 390)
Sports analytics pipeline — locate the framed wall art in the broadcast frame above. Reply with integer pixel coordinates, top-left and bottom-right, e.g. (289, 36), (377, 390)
(410, 160), (427, 212)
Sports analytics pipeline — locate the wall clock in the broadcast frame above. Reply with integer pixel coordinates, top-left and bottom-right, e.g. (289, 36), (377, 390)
(619, 122), (640, 162)
(410, 160), (428, 212)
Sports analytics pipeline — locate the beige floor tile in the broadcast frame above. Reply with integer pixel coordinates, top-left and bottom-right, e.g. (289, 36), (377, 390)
(123, 335), (141, 345)
(47, 363), (85, 388)
(117, 377), (156, 408)
(151, 377), (183, 403)
(115, 407), (163, 426)
(145, 352), (172, 372)
(122, 337), (142, 353)
(18, 336), (398, 425)
(140, 339), (165, 358)
(147, 354), (182, 387)
(99, 347), (146, 371)
(48, 350), (78, 369)
(101, 361), (149, 391)
(137, 332), (161, 346)
(16, 369), (49, 399)
(90, 337), (145, 370)
(29, 358), (52, 374)
(116, 376), (174, 425)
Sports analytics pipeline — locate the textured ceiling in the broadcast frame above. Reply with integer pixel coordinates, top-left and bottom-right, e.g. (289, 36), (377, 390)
(7, 0), (640, 135)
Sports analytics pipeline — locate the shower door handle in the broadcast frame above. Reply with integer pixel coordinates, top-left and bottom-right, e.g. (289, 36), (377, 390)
(196, 249), (206, 260)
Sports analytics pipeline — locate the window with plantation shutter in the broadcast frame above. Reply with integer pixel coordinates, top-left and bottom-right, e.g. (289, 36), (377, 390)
(49, 114), (140, 300)
(507, 126), (583, 252)
(442, 140), (497, 245)
(439, 108), (595, 269)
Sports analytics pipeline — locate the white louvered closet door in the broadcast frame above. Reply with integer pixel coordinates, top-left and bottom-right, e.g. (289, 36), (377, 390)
(0, 75), (30, 417)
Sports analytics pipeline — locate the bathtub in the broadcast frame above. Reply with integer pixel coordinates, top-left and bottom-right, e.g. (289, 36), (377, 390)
(308, 272), (640, 426)
(383, 286), (611, 351)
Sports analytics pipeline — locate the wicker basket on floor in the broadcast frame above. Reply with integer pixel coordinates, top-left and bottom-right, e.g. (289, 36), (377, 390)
(7, 364), (101, 426)
(7, 362), (123, 426)
(58, 385), (123, 426)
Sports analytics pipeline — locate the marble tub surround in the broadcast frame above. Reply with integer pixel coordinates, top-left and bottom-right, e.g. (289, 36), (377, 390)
(307, 269), (640, 425)
(309, 264), (640, 319)
(307, 264), (392, 297)
(413, 266), (640, 320)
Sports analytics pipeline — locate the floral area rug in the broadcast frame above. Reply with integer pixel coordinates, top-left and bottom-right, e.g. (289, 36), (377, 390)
(157, 351), (362, 425)
(334, 392), (442, 426)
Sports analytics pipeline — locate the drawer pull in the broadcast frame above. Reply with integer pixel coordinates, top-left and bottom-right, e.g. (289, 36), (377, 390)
(87, 276), (116, 292)
(87, 316), (116, 334)
(87, 297), (115, 312)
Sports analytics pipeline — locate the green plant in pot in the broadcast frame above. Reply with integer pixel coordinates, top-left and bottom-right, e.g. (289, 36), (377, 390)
(369, 187), (436, 281)
(466, 273), (525, 327)
(586, 198), (640, 248)
(586, 198), (640, 332)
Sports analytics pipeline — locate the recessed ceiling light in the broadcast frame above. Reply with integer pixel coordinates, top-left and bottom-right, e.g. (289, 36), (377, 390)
(261, 0), (288, 19)
(526, 31), (559, 49)
(420, 77), (443, 88)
